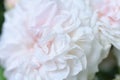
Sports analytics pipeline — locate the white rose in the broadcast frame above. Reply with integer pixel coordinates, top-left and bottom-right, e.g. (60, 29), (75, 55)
(90, 0), (120, 69)
(91, 0), (120, 49)
(0, 0), (87, 80)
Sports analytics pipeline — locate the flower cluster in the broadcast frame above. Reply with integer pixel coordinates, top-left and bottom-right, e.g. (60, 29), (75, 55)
(0, 0), (120, 80)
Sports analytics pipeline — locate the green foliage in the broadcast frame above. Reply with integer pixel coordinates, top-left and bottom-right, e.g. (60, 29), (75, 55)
(0, 0), (5, 34)
(0, 1), (6, 80)
(0, 66), (6, 80)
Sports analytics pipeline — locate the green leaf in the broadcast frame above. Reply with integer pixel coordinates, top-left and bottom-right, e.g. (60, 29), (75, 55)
(0, 66), (6, 80)
(0, 0), (5, 35)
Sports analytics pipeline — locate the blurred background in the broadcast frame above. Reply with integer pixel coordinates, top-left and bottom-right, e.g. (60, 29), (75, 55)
(0, 0), (120, 80)
(0, 1), (5, 80)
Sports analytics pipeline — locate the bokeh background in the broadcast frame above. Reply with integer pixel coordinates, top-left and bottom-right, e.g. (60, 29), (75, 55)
(0, 0), (119, 80)
(0, 1), (5, 80)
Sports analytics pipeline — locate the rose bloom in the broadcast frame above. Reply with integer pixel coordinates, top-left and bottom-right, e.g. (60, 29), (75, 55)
(4, 0), (20, 10)
(91, 0), (120, 48)
(90, 0), (120, 67)
(0, 0), (88, 80)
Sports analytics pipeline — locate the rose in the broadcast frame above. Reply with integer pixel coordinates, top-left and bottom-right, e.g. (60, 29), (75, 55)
(91, 0), (120, 49)
(0, 0), (87, 80)
(91, 0), (120, 67)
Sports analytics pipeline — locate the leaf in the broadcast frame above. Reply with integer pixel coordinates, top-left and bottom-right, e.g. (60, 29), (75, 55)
(0, 66), (6, 80)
